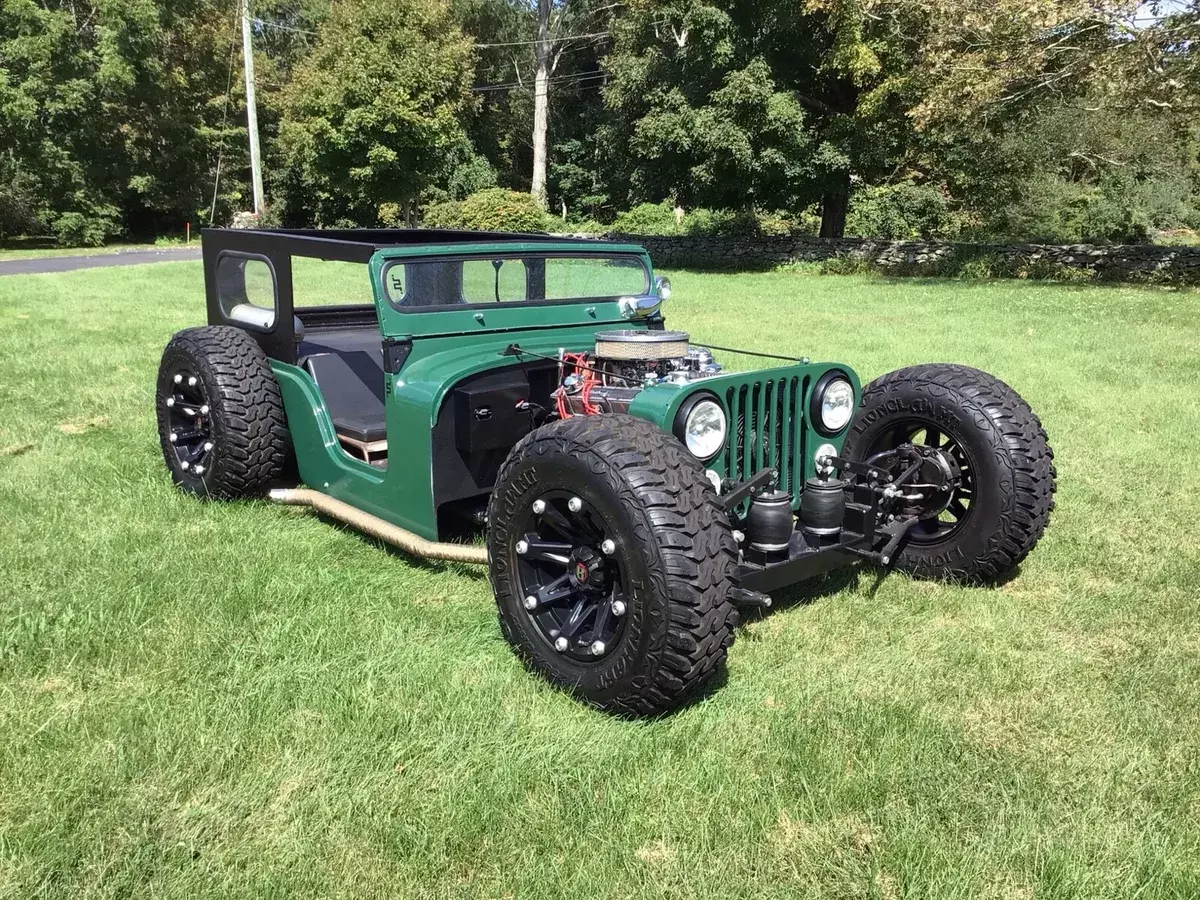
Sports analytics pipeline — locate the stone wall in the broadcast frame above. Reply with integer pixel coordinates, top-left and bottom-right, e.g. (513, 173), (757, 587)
(596, 233), (1200, 282)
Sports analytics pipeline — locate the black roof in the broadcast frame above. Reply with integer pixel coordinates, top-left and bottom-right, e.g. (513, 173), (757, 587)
(202, 226), (613, 255)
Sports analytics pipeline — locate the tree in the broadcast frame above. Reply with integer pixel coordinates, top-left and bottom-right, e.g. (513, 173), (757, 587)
(802, 0), (1200, 238)
(601, 1), (817, 216)
(526, 0), (611, 208)
(0, 0), (241, 243)
(277, 0), (475, 227)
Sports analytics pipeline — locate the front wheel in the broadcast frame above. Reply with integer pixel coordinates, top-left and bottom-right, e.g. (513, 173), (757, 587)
(487, 415), (739, 717)
(843, 364), (1056, 582)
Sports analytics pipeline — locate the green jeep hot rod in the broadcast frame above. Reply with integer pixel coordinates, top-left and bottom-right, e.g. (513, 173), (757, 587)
(156, 228), (1056, 716)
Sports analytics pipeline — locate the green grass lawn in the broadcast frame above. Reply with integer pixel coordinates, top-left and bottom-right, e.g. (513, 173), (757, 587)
(2, 263), (1199, 899)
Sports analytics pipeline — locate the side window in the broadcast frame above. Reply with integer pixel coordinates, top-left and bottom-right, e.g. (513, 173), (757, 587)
(461, 258), (528, 303)
(292, 258), (373, 307)
(217, 254), (276, 330)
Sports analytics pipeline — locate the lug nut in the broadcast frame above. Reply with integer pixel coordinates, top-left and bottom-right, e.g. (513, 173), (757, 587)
(193, 465), (205, 475)
(590, 640), (606, 656)
(601, 539), (616, 555)
(199, 405), (209, 415)
(187, 376), (197, 387)
(554, 637), (569, 652)
(169, 432), (177, 443)
(532, 499), (546, 514)
(203, 442), (214, 452)
(611, 599), (626, 617)
(516, 539), (529, 555)
(524, 595), (538, 610)
(568, 497), (582, 512)
(173, 374), (182, 384)
(180, 461), (189, 470)
(166, 397), (175, 408)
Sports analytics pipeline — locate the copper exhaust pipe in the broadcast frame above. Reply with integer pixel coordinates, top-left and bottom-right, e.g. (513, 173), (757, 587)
(268, 488), (489, 565)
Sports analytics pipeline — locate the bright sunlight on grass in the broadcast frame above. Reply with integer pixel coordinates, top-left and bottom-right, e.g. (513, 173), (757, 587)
(1, 261), (1198, 899)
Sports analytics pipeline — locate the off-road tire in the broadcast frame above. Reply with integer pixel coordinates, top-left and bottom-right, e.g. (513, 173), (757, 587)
(843, 364), (1056, 582)
(487, 415), (739, 716)
(155, 325), (290, 499)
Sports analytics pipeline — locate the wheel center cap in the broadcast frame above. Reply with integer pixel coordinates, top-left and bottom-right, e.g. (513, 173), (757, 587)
(569, 547), (602, 589)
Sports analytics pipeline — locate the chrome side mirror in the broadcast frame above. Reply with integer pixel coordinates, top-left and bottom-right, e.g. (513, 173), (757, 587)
(617, 276), (672, 319)
(618, 295), (662, 318)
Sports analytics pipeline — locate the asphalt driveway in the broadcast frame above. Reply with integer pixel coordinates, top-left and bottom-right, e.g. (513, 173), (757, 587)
(0, 246), (201, 277)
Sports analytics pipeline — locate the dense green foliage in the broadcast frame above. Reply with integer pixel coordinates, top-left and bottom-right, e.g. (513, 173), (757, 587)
(276, 0), (475, 227)
(0, 0), (237, 244)
(422, 187), (550, 231)
(2, 0), (1199, 244)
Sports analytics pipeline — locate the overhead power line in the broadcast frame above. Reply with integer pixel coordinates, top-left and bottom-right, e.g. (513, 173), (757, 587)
(473, 30), (610, 49)
(253, 17), (317, 37)
(472, 69), (608, 93)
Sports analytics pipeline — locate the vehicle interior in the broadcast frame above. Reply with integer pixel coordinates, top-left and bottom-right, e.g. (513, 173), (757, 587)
(203, 228), (640, 481)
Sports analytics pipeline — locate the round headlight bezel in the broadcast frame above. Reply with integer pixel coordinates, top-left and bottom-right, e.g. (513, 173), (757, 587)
(811, 371), (856, 436)
(674, 394), (727, 461)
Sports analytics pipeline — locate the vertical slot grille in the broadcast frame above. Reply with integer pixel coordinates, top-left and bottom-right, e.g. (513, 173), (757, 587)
(723, 375), (807, 502)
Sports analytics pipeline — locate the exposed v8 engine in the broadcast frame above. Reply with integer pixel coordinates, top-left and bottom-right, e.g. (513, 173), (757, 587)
(556, 329), (722, 417)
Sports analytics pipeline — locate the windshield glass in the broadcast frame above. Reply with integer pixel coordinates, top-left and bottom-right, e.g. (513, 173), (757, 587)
(383, 254), (649, 310)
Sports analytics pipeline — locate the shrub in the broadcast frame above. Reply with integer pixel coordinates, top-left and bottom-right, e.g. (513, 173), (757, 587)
(0, 163), (46, 238)
(1080, 180), (1151, 244)
(753, 210), (795, 236)
(446, 155), (498, 202)
(932, 248), (1019, 280)
(420, 200), (463, 229)
(846, 182), (956, 240)
(558, 218), (607, 235)
(612, 201), (680, 235)
(1021, 258), (1096, 282)
(51, 207), (120, 247)
(423, 189), (548, 233)
(819, 255), (874, 276)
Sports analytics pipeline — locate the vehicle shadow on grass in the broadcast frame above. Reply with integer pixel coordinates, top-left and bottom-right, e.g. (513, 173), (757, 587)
(738, 564), (866, 629)
(736, 559), (1025, 631)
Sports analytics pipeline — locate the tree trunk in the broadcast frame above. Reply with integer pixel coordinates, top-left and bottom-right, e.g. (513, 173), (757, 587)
(531, 0), (552, 209)
(819, 172), (850, 238)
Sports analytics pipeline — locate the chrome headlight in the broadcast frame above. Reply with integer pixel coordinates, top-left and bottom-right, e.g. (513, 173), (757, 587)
(812, 372), (855, 435)
(676, 397), (726, 460)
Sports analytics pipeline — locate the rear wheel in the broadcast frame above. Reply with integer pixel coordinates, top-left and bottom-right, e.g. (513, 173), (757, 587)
(843, 364), (1056, 581)
(487, 415), (739, 716)
(155, 326), (290, 499)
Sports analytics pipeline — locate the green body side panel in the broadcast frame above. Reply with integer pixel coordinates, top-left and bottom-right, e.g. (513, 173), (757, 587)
(273, 240), (860, 538)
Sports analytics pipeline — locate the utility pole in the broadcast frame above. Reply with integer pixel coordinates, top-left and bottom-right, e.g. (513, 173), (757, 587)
(241, 0), (265, 216)
(530, 0), (553, 209)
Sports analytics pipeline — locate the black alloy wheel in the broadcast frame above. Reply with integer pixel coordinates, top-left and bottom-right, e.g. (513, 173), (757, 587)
(155, 326), (291, 499)
(163, 366), (216, 481)
(865, 421), (974, 543)
(487, 414), (740, 717)
(843, 363), (1056, 582)
(512, 490), (629, 661)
